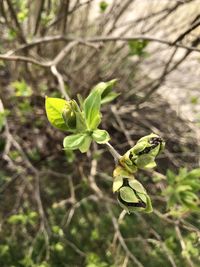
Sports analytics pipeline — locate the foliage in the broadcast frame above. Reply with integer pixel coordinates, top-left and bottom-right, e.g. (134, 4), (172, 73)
(128, 40), (149, 57)
(45, 81), (165, 214)
(164, 168), (200, 216)
(0, 1), (200, 267)
(11, 80), (32, 97)
(99, 1), (108, 13)
(0, 109), (9, 131)
(45, 80), (119, 152)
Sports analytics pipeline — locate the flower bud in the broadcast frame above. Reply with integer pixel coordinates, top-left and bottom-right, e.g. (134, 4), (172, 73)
(62, 100), (85, 131)
(120, 133), (165, 172)
(113, 172), (153, 213)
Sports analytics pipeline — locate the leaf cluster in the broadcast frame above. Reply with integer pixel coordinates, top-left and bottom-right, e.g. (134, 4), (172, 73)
(164, 168), (200, 215)
(45, 80), (119, 153)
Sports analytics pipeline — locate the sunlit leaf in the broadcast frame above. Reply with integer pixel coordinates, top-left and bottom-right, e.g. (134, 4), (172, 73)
(45, 97), (69, 131)
(92, 129), (110, 144)
(63, 133), (87, 150)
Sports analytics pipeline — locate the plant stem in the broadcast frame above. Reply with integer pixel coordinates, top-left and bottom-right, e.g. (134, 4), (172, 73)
(105, 142), (121, 164)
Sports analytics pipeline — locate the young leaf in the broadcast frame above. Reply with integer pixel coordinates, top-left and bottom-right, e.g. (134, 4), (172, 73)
(92, 129), (110, 144)
(83, 90), (101, 130)
(45, 97), (69, 131)
(79, 135), (92, 153)
(92, 79), (119, 104)
(77, 94), (84, 109)
(63, 133), (87, 150)
(100, 92), (120, 104)
(74, 110), (87, 132)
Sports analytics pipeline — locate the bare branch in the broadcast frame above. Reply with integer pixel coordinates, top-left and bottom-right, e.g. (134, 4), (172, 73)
(5, 35), (200, 56)
(51, 65), (70, 100)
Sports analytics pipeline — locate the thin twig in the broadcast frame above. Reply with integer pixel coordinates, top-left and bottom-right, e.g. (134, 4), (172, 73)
(175, 225), (195, 267)
(51, 65), (70, 100)
(5, 35), (200, 55)
(105, 142), (121, 164)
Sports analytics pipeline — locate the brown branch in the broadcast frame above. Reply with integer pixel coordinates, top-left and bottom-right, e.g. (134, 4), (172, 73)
(175, 225), (195, 267)
(6, 0), (26, 43)
(33, 0), (45, 35)
(173, 18), (200, 44)
(0, 54), (50, 67)
(6, 35), (200, 55)
(50, 65), (70, 100)
(107, 204), (144, 267)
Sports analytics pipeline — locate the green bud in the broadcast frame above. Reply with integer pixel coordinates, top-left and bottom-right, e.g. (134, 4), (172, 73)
(120, 133), (165, 172)
(113, 174), (153, 213)
(62, 100), (86, 132)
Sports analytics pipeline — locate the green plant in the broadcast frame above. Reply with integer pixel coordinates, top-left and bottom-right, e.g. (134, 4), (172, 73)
(11, 79), (32, 97)
(0, 109), (9, 131)
(45, 80), (118, 152)
(163, 168), (200, 216)
(45, 80), (165, 213)
(99, 1), (108, 13)
(128, 40), (149, 57)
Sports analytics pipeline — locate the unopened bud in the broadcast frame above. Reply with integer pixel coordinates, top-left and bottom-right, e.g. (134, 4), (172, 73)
(62, 100), (85, 131)
(120, 133), (165, 172)
(113, 171), (153, 213)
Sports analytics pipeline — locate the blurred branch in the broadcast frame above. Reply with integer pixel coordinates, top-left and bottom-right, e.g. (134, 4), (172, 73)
(33, 0), (45, 35)
(107, 205), (144, 267)
(173, 18), (200, 44)
(47, 0), (94, 29)
(0, 98), (50, 251)
(5, 35), (200, 55)
(0, 54), (50, 67)
(5, 0), (26, 43)
(175, 225), (195, 267)
(111, 105), (135, 147)
(50, 65), (70, 100)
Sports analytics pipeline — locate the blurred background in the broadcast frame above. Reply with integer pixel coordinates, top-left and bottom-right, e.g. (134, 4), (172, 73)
(0, 0), (200, 266)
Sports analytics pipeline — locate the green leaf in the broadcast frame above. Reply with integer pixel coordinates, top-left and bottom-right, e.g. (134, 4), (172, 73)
(77, 93), (84, 109)
(120, 187), (138, 203)
(92, 129), (110, 144)
(131, 141), (147, 154)
(74, 110), (87, 132)
(63, 133), (87, 150)
(166, 169), (176, 184)
(92, 79), (119, 104)
(113, 177), (123, 192)
(144, 161), (157, 169)
(45, 97), (69, 131)
(128, 179), (146, 194)
(136, 192), (147, 203)
(101, 92), (120, 104)
(83, 90), (101, 130)
(186, 168), (200, 180)
(79, 135), (92, 153)
(136, 154), (155, 169)
(144, 194), (153, 213)
(83, 80), (118, 130)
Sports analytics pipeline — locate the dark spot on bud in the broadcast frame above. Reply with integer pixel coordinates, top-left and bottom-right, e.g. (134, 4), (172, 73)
(118, 193), (146, 208)
(129, 152), (133, 160)
(122, 178), (129, 186)
(138, 137), (163, 155)
(149, 137), (163, 145)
